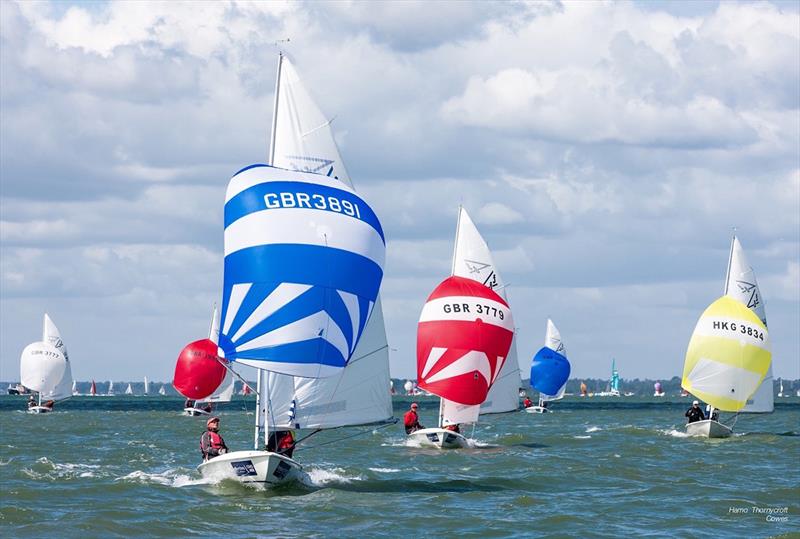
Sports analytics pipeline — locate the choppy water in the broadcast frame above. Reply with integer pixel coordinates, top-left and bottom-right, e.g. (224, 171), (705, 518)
(1, 395), (798, 538)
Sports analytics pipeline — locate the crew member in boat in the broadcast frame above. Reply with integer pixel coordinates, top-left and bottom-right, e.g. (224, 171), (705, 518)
(42, 400), (54, 410)
(200, 417), (228, 461)
(522, 395), (533, 408)
(403, 402), (424, 434)
(444, 423), (461, 434)
(267, 430), (295, 458)
(685, 400), (706, 423)
(185, 398), (195, 409)
(27, 395), (36, 409)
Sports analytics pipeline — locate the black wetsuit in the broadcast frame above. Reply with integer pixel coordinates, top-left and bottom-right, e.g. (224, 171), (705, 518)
(685, 406), (705, 423)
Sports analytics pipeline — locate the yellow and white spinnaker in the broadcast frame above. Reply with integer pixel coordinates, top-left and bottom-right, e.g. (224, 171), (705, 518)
(682, 296), (771, 412)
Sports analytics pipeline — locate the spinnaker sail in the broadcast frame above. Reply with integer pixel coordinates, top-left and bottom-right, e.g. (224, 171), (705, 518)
(530, 319), (570, 401)
(19, 314), (73, 402)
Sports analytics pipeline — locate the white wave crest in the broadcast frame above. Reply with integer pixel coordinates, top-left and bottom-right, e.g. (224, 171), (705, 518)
(573, 435), (592, 439)
(368, 467), (401, 473)
(660, 429), (691, 438)
(23, 458), (103, 480)
(116, 469), (206, 487)
(300, 467), (363, 487)
(586, 426), (602, 433)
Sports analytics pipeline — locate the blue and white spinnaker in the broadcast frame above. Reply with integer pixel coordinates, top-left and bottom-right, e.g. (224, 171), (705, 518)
(530, 319), (570, 400)
(218, 164), (385, 379)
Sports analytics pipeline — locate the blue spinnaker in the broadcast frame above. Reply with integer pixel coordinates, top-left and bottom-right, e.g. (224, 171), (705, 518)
(530, 347), (571, 396)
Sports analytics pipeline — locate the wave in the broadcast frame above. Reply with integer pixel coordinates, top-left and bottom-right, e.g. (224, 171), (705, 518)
(660, 428), (691, 438)
(368, 467), (400, 473)
(115, 469), (206, 487)
(22, 457), (103, 480)
(299, 467), (364, 487)
(585, 426), (602, 433)
(572, 435), (591, 439)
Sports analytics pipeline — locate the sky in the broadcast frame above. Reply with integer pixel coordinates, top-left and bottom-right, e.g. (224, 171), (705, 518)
(1, 0), (798, 383)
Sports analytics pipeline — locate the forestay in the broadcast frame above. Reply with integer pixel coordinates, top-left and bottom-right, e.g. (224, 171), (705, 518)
(219, 165), (385, 379)
(727, 236), (773, 413)
(682, 296), (771, 411)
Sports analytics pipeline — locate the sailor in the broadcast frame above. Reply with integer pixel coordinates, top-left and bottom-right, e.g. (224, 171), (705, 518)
(185, 398), (195, 409)
(267, 430), (296, 458)
(685, 400), (706, 423)
(444, 423), (461, 433)
(27, 395), (36, 409)
(522, 396), (533, 408)
(403, 403), (424, 434)
(200, 417), (228, 461)
(42, 400), (54, 410)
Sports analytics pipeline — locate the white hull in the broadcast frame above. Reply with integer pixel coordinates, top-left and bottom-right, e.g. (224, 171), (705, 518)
(27, 406), (52, 414)
(685, 419), (733, 439)
(407, 428), (469, 449)
(197, 450), (302, 486)
(184, 407), (211, 417)
(524, 406), (550, 414)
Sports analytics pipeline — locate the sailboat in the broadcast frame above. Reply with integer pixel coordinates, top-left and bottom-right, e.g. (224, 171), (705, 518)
(107, 381), (114, 396)
(681, 236), (772, 438)
(527, 319), (570, 414)
(90, 380), (97, 396)
(195, 52), (388, 486)
(125, 383), (134, 395)
(158, 384), (166, 396)
(728, 236), (774, 414)
(778, 379), (784, 398)
(580, 382), (588, 397)
(20, 314), (73, 413)
(179, 307), (235, 416)
(409, 208), (516, 448)
(449, 208), (522, 418)
(72, 380), (79, 396)
(654, 382), (665, 397)
(143, 376), (150, 396)
(240, 382), (251, 396)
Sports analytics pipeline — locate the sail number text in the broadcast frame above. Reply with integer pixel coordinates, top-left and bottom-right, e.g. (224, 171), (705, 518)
(443, 302), (505, 320)
(712, 320), (764, 341)
(264, 192), (362, 218)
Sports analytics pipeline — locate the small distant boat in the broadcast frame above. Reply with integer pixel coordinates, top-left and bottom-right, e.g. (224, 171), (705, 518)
(143, 376), (150, 396)
(682, 237), (772, 438)
(527, 319), (570, 414)
(72, 380), (79, 396)
(158, 384), (166, 396)
(777, 378), (784, 398)
(580, 382), (588, 397)
(239, 382), (251, 396)
(7, 383), (29, 395)
(20, 314), (73, 413)
(125, 383), (134, 395)
(107, 381), (114, 396)
(90, 380), (97, 397)
(654, 382), (665, 397)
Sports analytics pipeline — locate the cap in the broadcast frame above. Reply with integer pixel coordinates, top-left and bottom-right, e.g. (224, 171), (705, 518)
(207, 416), (220, 426)
(692, 400), (699, 405)
(410, 403), (418, 409)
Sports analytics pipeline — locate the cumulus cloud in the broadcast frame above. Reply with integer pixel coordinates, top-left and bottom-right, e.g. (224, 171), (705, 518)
(1, 0), (798, 380)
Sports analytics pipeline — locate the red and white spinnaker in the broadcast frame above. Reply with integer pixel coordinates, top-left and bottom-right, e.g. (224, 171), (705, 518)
(417, 276), (515, 405)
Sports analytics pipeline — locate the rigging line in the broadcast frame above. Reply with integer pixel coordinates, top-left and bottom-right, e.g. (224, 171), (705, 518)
(296, 419), (399, 452)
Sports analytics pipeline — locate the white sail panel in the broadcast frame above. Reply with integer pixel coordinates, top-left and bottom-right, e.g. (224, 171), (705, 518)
(268, 297), (393, 429)
(540, 319), (569, 402)
(452, 208), (505, 293)
(201, 368), (236, 403)
(20, 342), (72, 400)
(480, 335), (522, 414)
(742, 367), (773, 413)
(271, 55), (352, 188)
(442, 398), (481, 425)
(43, 313), (69, 361)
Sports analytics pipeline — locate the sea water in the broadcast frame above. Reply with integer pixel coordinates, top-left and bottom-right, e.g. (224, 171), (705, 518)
(1, 396), (798, 537)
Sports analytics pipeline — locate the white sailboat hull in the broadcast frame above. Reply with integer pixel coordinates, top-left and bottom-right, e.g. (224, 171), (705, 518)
(197, 450), (302, 485)
(27, 406), (53, 414)
(183, 407), (211, 417)
(524, 406), (550, 414)
(685, 419), (733, 439)
(407, 428), (469, 449)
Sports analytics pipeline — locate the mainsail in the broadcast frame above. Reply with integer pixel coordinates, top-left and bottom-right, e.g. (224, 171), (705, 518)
(727, 236), (773, 413)
(19, 314), (73, 401)
(260, 54), (392, 429)
(530, 319), (571, 402)
(682, 296), (771, 411)
(173, 306), (230, 401)
(449, 207), (521, 420)
(143, 376), (150, 395)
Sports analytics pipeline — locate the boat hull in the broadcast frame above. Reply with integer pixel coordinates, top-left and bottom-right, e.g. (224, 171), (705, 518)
(407, 428), (469, 449)
(197, 450), (302, 485)
(27, 406), (52, 414)
(685, 419), (733, 438)
(524, 406), (550, 414)
(184, 407), (211, 417)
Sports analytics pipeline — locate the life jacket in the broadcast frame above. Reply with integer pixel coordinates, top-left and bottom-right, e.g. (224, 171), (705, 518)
(403, 410), (418, 427)
(200, 430), (225, 457)
(278, 432), (294, 451)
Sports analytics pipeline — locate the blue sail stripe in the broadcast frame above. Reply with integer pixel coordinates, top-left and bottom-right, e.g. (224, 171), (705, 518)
(224, 338), (348, 369)
(224, 244), (383, 301)
(224, 281), (288, 344)
(224, 181), (384, 243)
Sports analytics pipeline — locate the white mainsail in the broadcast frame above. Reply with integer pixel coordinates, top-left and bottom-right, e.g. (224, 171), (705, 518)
(143, 376), (150, 395)
(263, 54), (393, 430)
(72, 380), (78, 395)
(125, 383), (133, 395)
(107, 380), (114, 395)
(726, 236), (773, 413)
(20, 314), (73, 401)
(201, 306), (235, 404)
(445, 207), (521, 423)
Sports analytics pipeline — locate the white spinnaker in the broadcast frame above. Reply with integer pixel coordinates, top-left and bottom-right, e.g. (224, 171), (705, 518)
(20, 342), (72, 400)
(263, 54), (391, 429)
(727, 236), (773, 414)
(540, 319), (568, 402)
(451, 207), (521, 418)
(267, 297), (393, 429)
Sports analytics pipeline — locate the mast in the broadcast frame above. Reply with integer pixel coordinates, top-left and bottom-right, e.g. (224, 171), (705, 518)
(268, 52), (284, 166)
(254, 369), (266, 450)
(724, 231), (736, 296)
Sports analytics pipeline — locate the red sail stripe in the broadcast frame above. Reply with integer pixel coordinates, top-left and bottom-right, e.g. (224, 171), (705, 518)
(426, 275), (510, 306)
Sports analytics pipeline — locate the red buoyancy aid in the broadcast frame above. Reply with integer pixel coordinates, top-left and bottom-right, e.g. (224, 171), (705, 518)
(200, 430), (226, 457)
(278, 432), (294, 451)
(403, 410), (418, 427)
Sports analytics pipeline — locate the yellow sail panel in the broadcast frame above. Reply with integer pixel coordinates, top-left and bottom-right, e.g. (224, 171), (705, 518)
(682, 296), (771, 411)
